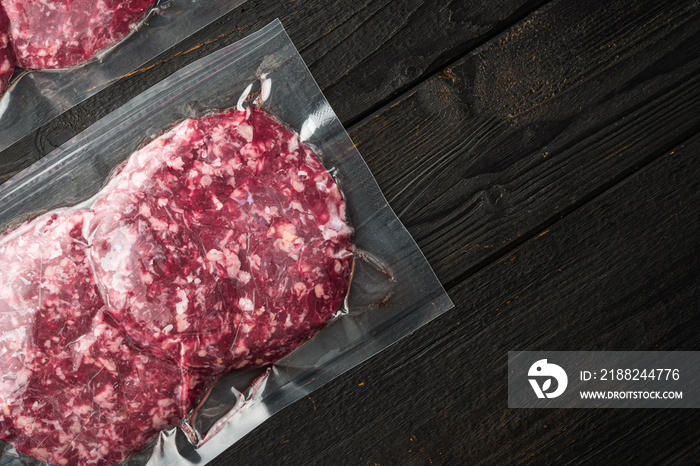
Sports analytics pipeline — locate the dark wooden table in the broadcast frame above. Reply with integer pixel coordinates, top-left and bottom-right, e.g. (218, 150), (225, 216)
(2, 0), (699, 464)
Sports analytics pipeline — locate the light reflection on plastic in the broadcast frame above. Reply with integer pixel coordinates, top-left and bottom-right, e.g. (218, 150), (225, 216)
(259, 73), (271, 103)
(236, 82), (253, 111)
(0, 92), (9, 118)
(300, 102), (334, 142)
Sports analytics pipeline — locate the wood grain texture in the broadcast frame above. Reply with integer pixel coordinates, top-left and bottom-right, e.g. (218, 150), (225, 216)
(351, 0), (700, 290)
(211, 134), (700, 466)
(207, 0), (700, 464)
(0, 0), (698, 463)
(0, 0), (544, 183)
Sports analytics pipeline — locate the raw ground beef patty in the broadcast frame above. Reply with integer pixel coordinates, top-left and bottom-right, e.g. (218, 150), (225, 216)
(3, 311), (202, 466)
(90, 106), (354, 373)
(0, 106), (353, 464)
(0, 210), (204, 465)
(0, 6), (14, 93)
(0, 0), (155, 69)
(0, 210), (101, 415)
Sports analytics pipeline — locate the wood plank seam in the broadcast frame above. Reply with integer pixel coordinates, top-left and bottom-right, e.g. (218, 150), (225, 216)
(441, 126), (700, 292)
(345, 0), (700, 291)
(374, 136), (700, 364)
(342, 0), (553, 130)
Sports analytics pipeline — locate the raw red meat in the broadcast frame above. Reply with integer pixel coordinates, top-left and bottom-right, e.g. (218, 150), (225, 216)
(0, 0), (155, 70)
(90, 106), (354, 372)
(0, 106), (353, 465)
(5, 311), (199, 466)
(0, 211), (205, 465)
(0, 6), (14, 93)
(0, 210), (102, 420)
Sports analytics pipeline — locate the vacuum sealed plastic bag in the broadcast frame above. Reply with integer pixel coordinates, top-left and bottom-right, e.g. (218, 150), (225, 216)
(0, 20), (453, 465)
(2, 0), (156, 70)
(0, 0), (249, 152)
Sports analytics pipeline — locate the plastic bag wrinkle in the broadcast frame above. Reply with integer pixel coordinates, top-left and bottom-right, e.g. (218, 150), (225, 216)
(0, 20), (453, 465)
(0, 0), (250, 152)
(89, 106), (354, 373)
(1, 0), (156, 70)
(0, 210), (205, 466)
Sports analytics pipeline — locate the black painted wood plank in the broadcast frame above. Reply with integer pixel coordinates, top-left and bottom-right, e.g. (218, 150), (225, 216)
(0, 0), (545, 182)
(212, 133), (700, 465)
(349, 0), (700, 290)
(0, 0), (696, 464)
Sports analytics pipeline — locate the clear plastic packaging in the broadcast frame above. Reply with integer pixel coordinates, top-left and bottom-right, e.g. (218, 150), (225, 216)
(0, 0), (248, 152)
(2, 0), (156, 70)
(0, 20), (453, 465)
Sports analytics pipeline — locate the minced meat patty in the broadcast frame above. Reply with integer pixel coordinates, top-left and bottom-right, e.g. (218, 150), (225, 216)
(90, 106), (354, 372)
